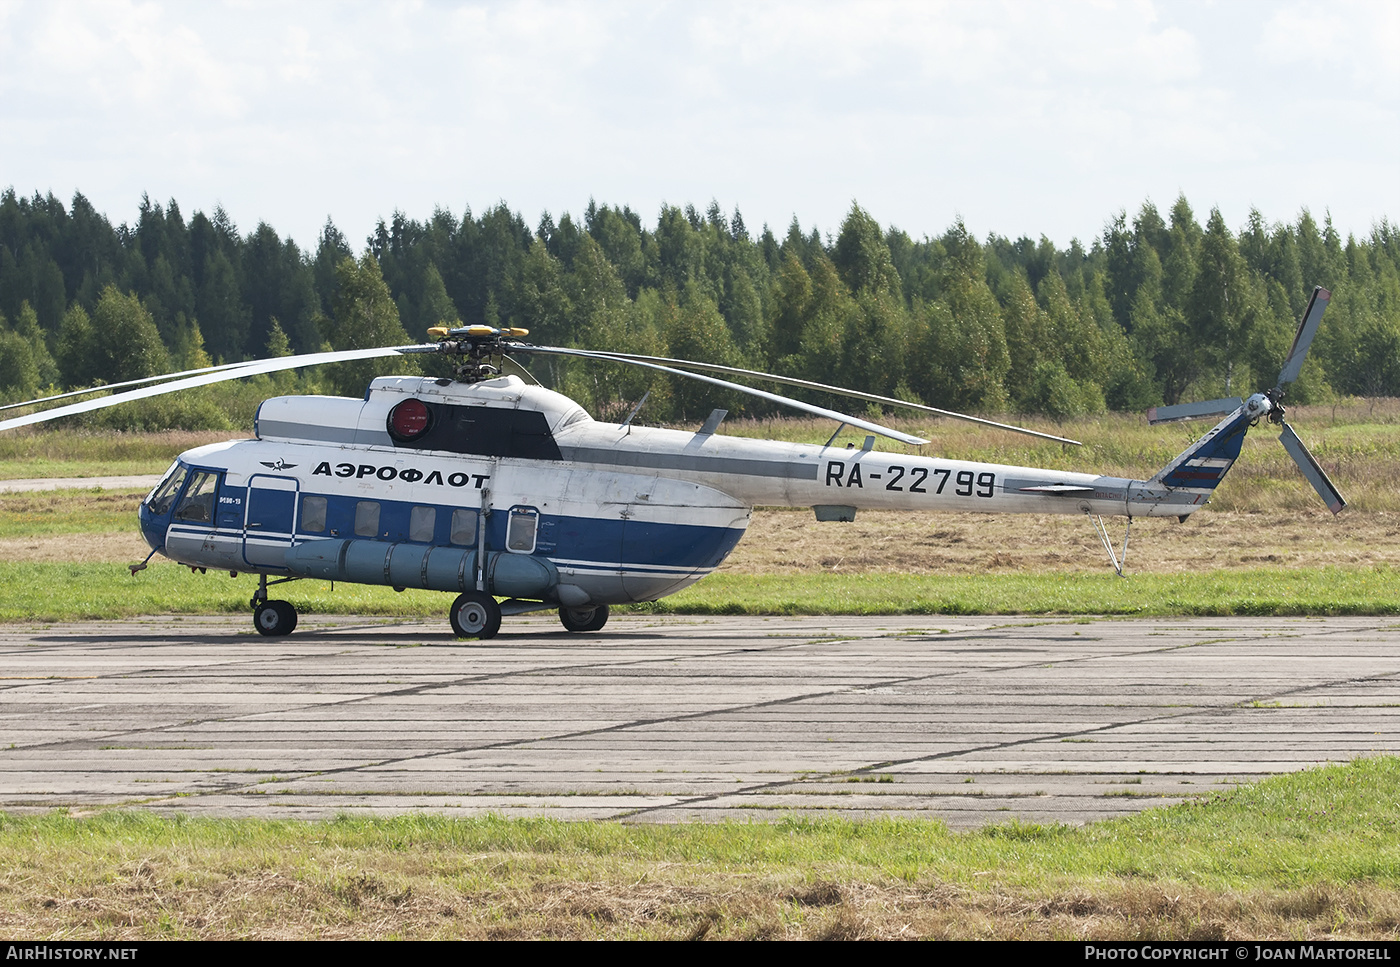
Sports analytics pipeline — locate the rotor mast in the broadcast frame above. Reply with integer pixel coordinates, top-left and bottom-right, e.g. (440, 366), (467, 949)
(426, 325), (531, 382)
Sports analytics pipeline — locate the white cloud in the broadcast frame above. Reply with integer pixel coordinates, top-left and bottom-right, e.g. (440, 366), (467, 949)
(1259, 0), (1400, 88)
(0, 0), (1392, 249)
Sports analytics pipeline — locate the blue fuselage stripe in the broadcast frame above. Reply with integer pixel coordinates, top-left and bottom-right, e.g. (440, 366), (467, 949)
(145, 479), (744, 573)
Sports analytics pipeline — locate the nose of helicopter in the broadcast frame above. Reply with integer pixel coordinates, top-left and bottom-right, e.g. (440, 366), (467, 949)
(137, 501), (166, 553)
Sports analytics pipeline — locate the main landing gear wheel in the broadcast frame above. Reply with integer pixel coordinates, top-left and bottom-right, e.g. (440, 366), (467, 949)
(254, 600), (298, 637)
(450, 591), (502, 639)
(559, 604), (609, 633)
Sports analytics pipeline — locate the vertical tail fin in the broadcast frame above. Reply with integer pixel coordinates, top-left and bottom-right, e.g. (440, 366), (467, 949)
(1149, 401), (1256, 495)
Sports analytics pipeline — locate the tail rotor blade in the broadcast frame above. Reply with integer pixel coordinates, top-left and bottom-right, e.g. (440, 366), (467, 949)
(1276, 286), (1331, 390)
(1147, 397), (1243, 425)
(1278, 423), (1346, 514)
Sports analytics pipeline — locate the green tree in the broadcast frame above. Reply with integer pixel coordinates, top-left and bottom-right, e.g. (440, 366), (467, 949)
(664, 281), (743, 418)
(560, 236), (663, 418)
(87, 286), (170, 383)
(14, 300), (59, 387)
(913, 222), (1009, 411)
(833, 203), (900, 297)
(720, 264), (766, 359)
(418, 263), (460, 331)
(792, 257), (856, 385)
(766, 253), (813, 365)
(516, 238), (573, 346)
(1190, 208), (1253, 396)
(569, 235), (633, 345)
(171, 316), (213, 371)
(0, 331), (39, 400)
(0, 308), (39, 401)
(588, 204), (649, 297)
(265, 318), (292, 357)
(56, 303), (96, 387)
(1001, 271), (1049, 409)
(197, 249), (249, 361)
(323, 254), (418, 397)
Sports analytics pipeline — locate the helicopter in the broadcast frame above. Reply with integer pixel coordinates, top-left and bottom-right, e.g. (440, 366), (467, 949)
(0, 288), (1343, 639)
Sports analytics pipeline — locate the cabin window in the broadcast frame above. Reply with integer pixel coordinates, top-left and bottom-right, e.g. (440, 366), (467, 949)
(173, 471), (219, 523)
(354, 501), (380, 537)
(301, 495), (327, 532)
(450, 509), (476, 546)
(409, 506), (436, 542)
(506, 506), (539, 553)
(147, 465), (187, 516)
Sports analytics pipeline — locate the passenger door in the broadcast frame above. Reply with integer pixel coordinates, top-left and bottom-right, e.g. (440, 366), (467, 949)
(243, 475), (299, 568)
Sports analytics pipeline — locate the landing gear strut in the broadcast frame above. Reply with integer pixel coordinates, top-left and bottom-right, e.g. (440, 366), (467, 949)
(559, 604), (609, 633)
(251, 573), (299, 637)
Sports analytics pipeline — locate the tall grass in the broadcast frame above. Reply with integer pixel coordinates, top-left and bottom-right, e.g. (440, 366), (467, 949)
(0, 428), (238, 478)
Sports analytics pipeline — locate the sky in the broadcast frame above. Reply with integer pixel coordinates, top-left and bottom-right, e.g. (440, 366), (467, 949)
(1, 0), (1396, 254)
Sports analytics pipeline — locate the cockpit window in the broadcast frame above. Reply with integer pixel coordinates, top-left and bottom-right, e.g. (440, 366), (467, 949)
(146, 465), (188, 516)
(173, 471), (219, 523)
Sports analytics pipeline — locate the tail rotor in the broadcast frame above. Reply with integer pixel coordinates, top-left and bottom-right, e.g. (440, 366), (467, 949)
(1146, 286), (1344, 515)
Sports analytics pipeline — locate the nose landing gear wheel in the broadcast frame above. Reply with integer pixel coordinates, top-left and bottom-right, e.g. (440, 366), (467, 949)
(559, 604), (609, 633)
(450, 591), (502, 639)
(254, 600), (298, 637)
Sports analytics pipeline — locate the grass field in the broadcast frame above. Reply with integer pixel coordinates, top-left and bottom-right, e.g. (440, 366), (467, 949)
(2, 758), (1398, 939)
(0, 561), (1394, 622)
(0, 428), (241, 480)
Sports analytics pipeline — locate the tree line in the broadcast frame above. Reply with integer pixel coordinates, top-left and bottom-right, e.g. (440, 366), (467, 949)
(0, 187), (1395, 427)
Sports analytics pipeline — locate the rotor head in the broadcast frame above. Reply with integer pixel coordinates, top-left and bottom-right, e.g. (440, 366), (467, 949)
(427, 324), (531, 381)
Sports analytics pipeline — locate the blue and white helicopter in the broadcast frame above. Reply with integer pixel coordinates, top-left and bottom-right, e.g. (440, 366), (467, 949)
(0, 288), (1343, 639)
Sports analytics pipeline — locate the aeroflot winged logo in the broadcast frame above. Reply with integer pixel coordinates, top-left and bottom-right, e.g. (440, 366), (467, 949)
(259, 459), (298, 471)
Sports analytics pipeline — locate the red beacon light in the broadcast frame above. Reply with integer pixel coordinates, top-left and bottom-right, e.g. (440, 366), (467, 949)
(387, 398), (432, 441)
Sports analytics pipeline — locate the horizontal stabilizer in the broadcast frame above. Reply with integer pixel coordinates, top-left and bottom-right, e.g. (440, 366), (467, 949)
(1018, 484), (1095, 495)
(1147, 398), (1243, 425)
(1279, 423), (1346, 515)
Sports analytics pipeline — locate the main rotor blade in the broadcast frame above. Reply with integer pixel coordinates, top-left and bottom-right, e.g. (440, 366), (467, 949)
(1278, 422), (1346, 514)
(536, 348), (1079, 446)
(0, 345), (433, 433)
(0, 359), (270, 414)
(518, 345), (930, 446)
(1276, 286), (1331, 391)
(1146, 397), (1244, 425)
